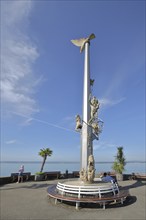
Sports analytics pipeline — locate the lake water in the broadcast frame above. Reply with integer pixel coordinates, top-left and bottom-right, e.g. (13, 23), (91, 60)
(0, 161), (145, 177)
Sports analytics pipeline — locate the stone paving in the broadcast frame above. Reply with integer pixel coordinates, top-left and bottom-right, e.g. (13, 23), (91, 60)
(0, 179), (146, 220)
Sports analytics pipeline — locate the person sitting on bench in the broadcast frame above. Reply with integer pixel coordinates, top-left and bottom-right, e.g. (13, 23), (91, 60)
(101, 172), (114, 183)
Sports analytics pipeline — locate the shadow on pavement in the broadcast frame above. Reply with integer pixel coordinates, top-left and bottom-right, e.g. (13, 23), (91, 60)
(119, 180), (146, 190)
(1, 183), (54, 190)
(48, 195), (137, 210)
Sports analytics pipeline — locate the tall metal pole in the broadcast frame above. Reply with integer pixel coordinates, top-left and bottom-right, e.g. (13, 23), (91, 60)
(81, 42), (91, 171)
(71, 33), (96, 179)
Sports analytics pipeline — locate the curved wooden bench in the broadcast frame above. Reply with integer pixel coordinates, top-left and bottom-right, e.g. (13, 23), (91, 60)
(56, 181), (119, 198)
(47, 184), (129, 210)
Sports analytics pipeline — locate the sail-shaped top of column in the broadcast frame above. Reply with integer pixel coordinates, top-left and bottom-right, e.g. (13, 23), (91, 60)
(71, 33), (95, 53)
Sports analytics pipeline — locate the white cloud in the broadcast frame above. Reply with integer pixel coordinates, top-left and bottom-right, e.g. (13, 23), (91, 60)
(9, 111), (76, 132)
(21, 118), (34, 126)
(1, 1), (40, 117)
(61, 115), (76, 129)
(2, 1), (32, 26)
(99, 97), (126, 109)
(5, 140), (17, 145)
(63, 116), (75, 121)
(93, 141), (116, 151)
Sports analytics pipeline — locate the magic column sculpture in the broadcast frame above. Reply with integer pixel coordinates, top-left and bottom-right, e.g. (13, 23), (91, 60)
(47, 36), (124, 210)
(71, 33), (102, 183)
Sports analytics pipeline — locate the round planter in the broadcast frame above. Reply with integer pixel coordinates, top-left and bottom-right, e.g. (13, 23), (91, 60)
(116, 173), (123, 181)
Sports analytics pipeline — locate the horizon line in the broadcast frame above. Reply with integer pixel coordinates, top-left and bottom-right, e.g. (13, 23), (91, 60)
(1, 160), (146, 163)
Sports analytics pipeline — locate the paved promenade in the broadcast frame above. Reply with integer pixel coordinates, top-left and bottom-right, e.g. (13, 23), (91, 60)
(1, 179), (146, 220)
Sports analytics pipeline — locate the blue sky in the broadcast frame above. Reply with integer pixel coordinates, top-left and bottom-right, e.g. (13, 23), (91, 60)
(1, 0), (145, 162)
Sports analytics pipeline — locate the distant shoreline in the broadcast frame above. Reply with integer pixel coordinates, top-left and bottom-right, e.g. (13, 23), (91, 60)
(1, 161), (145, 177)
(1, 161), (146, 164)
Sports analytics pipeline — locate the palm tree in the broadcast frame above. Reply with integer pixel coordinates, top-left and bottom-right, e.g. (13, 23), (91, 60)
(112, 146), (126, 181)
(39, 148), (53, 173)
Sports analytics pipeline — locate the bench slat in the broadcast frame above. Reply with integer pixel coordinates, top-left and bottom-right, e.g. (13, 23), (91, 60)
(56, 182), (119, 197)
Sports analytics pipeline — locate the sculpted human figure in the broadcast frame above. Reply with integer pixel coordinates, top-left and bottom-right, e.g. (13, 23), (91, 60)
(79, 169), (84, 181)
(91, 122), (99, 135)
(90, 96), (99, 121)
(88, 155), (95, 172)
(80, 168), (87, 182)
(75, 115), (82, 130)
(87, 155), (95, 183)
(88, 169), (94, 183)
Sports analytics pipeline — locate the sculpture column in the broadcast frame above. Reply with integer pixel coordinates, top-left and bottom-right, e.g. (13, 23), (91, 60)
(81, 42), (92, 171)
(71, 33), (96, 180)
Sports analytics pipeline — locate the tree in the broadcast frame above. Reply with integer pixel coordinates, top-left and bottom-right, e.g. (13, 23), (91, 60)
(112, 146), (126, 175)
(39, 148), (53, 172)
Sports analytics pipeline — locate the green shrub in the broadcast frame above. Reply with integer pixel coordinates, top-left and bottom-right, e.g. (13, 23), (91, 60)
(112, 146), (126, 174)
